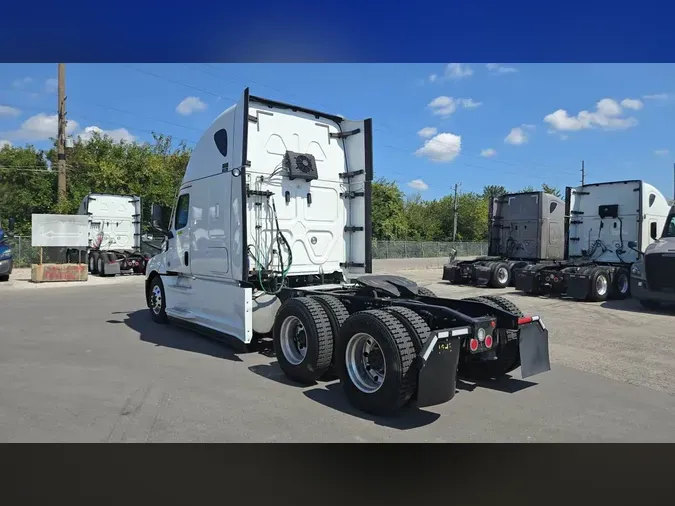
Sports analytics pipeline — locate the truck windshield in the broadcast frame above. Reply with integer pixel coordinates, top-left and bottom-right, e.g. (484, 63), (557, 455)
(664, 214), (675, 238)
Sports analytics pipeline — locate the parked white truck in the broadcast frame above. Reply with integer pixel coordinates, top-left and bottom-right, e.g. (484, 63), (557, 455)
(629, 204), (675, 309)
(144, 89), (551, 416)
(66, 193), (150, 276)
(514, 180), (671, 301)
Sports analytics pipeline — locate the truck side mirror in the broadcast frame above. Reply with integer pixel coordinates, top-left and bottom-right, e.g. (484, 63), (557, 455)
(151, 204), (165, 231)
(7, 217), (15, 236)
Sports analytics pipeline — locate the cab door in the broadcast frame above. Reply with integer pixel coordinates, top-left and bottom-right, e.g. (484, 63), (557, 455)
(166, 188), (192, 276)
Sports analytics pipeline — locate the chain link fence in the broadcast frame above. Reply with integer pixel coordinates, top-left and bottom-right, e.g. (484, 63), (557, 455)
(373, 240), (488, 259)
(3, 236), (165, 268)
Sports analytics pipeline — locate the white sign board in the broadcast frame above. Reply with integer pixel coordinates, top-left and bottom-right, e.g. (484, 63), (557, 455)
(31, 214), (90, 248)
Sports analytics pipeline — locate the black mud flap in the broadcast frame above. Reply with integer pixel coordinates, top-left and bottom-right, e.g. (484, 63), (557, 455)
(415, 330), (462, 408)
(566, 273), (589, 300)
(514, 268), (535, 292)
(442, 263), (459, 282)
(518, 321), (551, 379)
(474, 265), (491, 286)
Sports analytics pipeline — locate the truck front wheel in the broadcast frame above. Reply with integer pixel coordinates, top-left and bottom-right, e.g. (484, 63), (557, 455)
(336, 310), (417, 416)
(273, 297), (334, 384)
(149, 276), (168, 324)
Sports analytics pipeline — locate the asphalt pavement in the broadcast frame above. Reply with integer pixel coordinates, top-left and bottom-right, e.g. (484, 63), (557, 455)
(1, 274), (675, 442)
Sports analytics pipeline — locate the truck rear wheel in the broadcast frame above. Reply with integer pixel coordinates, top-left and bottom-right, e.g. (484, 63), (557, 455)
(336, 310), (417, 416)
(587, 267), (610, 302)
(273, 297), (334, 384)
(309, 294), (350, 380)
(89, 251), (99, 274)
(417, 286), (436, 297)
(490, 262), (511, 289)
(459, 296), (522, 380)
(613, 268), (630, 299)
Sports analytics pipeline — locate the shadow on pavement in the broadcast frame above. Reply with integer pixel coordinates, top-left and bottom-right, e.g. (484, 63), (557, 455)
(456, 374), (536, 394)
(108, 310), (243, 362)
(248, 363), (315, 388)
(600, 299), (675, 314)
(303, 382), (441, 430)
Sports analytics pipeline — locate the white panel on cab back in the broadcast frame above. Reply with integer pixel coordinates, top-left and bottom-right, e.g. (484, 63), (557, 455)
(84, 194), (141, 252)
(245, 102), (368, 280)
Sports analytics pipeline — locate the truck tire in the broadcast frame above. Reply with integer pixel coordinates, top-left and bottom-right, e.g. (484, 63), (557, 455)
(309, 294), (350, 380)
(587, 267), (610, 302)
(89, 251), (99, 274)
(273, 297), (334, 384)
(480, 295), (524, 317)
(417, 286), (436, 297)
(0, 275), (9, 282)
(613, 268), (630, 299)
(386, 306), (431, 352)
(459, 296), (521, 380)
(336, 309), (417, 416)
(149, 276), (168, 324)
(97, 254), (106, 276)
(490, 262), (511, 289)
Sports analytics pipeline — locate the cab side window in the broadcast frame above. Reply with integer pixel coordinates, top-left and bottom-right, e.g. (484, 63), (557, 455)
(175, 194), (190, 230)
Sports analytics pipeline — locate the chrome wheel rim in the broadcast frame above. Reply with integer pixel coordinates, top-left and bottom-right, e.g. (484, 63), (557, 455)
(279, 316), (308, 366)
(151, 284), (163, 315)
(596, 275), (608, 296)
(345, 333), (386, 394)
(497, 267), (509, 284)
(89, 255), (95, 271)
(618, 274), (629, 294)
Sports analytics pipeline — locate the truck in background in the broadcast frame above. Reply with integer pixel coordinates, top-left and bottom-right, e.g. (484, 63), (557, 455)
(442, 191), (565, 288)
(514, 180), (671, 302)
(629, 204), (675, 309)
(0, 217), (15, 282)
(143, 88), (551, 417)
(66, 193), (150, 277)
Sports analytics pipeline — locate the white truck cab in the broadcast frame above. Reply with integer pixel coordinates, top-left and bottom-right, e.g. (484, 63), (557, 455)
(144, 88), (551, 417)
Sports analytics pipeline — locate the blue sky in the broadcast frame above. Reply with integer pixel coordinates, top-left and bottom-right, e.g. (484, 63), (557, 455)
(1, 63), (674, 201)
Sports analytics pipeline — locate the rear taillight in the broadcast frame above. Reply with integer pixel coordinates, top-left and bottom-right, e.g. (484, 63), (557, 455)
(518, 316), (533, 325)
(484, 334), (493, 349)
(469, 338), (479, 352)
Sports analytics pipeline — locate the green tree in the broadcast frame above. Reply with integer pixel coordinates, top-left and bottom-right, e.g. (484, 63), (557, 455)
(482, 185), (508, 199)
(541, 183), (562, 198)
(371, 178), (408, 240)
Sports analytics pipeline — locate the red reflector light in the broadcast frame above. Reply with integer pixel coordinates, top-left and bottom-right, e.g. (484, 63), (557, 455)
(484, 335), (493, 349)
(490, 320), (496, 328)
(469, 338), (479, 352)
(518, 316), (533, 325)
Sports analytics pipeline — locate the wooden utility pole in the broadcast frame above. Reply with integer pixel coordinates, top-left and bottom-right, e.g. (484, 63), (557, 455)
(57, 63), (67, 203)
(452, 182), (461, 241)
(581, 160), (585, 186)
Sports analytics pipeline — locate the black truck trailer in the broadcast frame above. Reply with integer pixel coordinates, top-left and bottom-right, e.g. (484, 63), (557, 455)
(442, 191), (566, 288)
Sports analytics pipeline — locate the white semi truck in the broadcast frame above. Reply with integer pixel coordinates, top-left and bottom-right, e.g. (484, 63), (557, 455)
(66, 193), (150, 277)
(514, 180), (671, 301)
(144, 88), (551, 416)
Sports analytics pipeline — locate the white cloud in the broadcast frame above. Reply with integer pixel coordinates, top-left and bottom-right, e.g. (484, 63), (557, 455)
(0, 105), (21, 118)
(486, 63), (518, 75)
(654, 149), (669, 156)
(621, 98), (643, 110)
(44, 78), (58, 93)
(643, 93), (670, 101)
(427, 96), (482, 117)
(407, 179), (429, 191)
(505, 127), (528, 145)
(417, 127), (437, 138)
(544, 98), (640, 133)
(0, 139), (11, 148)
(414, 132), (461, 163)
(427, 63), (473, 83)
(4, 113), (79, 141)
(12, 77), (33, 89)
(77, 126), (135, 143)
(444, 63), (473, 80)
(176, 96), (207, 116)
(481, 148), (496, 158)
